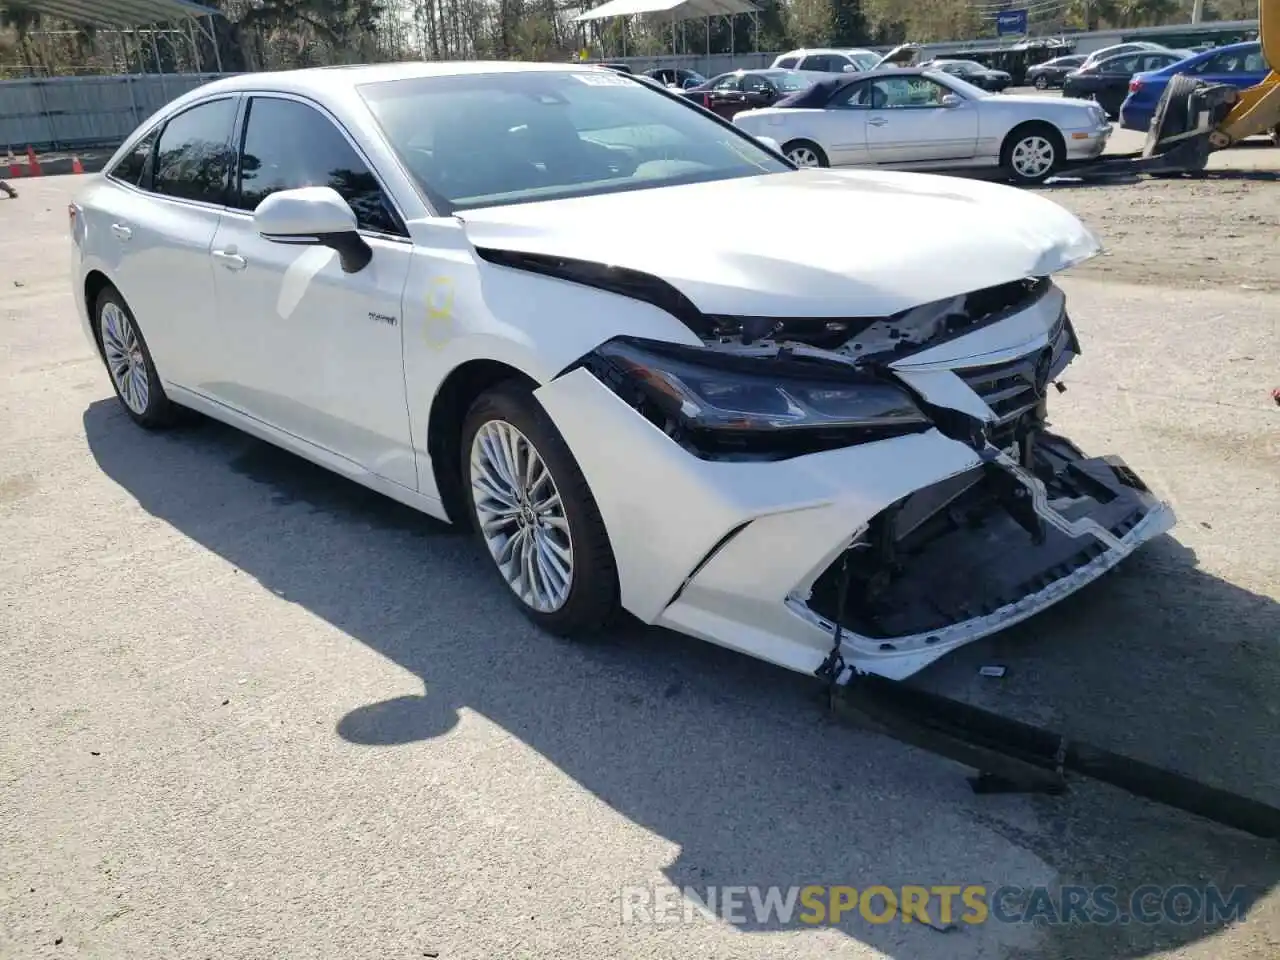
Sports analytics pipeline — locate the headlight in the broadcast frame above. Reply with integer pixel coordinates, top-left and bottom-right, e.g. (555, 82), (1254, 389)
(581, 337), (931, 460)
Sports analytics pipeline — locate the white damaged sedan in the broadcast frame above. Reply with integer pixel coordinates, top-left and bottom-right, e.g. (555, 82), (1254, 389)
(71, 61), (1174, 683)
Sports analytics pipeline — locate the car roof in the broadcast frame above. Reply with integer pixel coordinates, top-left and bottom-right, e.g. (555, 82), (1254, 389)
(779, 47), (875, 56)
(193, 60), (619, 98)
(1095, 49), (1178, 65)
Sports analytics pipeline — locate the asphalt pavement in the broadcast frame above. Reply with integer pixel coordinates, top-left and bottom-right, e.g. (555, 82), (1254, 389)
(1, 174), (1276, 960)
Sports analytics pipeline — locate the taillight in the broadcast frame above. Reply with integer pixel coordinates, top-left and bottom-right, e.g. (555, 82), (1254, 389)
(67, 203), (77, 235)
(703, 93), (711, 108)
(1129, 78), (1142, 93)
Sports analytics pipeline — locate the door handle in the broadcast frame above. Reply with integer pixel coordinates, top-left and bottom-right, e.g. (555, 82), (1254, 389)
(868, 117), (888, 126)
(211, 248), (247, 271)
(110, 223), (132, 240)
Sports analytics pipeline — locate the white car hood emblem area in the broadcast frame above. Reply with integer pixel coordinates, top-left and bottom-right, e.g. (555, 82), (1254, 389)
(457, 168), (1102, 318)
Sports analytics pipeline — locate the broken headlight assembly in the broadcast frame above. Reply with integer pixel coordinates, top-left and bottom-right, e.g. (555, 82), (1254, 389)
(579, 337), (931, 460)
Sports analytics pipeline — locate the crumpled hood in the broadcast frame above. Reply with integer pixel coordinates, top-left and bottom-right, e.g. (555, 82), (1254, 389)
(458, 169), (1101, 316)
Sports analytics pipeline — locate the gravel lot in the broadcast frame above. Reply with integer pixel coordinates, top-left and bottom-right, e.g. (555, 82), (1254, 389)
(1, 137), (1277, 960)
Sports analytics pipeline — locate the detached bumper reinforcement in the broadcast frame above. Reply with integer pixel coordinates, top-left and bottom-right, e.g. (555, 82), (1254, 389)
(831, 676), (1280, 840)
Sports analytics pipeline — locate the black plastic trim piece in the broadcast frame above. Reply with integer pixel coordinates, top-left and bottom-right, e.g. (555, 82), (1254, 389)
(665, 519), (754, 608)
(475, 247), (715, 338)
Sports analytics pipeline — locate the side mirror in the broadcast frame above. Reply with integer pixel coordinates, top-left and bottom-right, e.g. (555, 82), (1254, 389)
(254, 186), (372, 274)
(755, 135), (782, 152)
(940, 94), (963, 108)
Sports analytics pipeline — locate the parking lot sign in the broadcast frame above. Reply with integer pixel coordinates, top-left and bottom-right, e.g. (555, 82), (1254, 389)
(996, 9), (1028, 36)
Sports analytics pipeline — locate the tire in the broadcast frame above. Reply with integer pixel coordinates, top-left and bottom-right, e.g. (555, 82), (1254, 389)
(1148, 73), (1198, 145)
(782, 139), (828, 168)
(93, 285), (180, 429)
(1034, 75), (1049, 90)
(460, 380), (619, 637)
(1000, 122), (1063, 185)
(1270, 124), (1280, 148)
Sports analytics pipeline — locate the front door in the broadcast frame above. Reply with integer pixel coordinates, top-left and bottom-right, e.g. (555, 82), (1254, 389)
(864, 76), (978, 163)
(208, 94), (417, 489)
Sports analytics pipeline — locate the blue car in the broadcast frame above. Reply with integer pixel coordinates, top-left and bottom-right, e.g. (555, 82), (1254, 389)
(1119, 41), (1271, 133)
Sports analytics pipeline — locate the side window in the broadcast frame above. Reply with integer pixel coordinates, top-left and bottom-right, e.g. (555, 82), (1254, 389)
(776, 56), (799, 69)
(1244, 50), (1266, 72)
(234, 96), (402, 236)
(800, 55), (833, 72)
(108, 128), (158, 188)
(873, 77), (948, 108)
(743, 74), (774, 94)
(712, 74), (741, 91)
(152, 98), (238, 204)
(831, 81), (872, 108)
(1108, 56), (1139, 73)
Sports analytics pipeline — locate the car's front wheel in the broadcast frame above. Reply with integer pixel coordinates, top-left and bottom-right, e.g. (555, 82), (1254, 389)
(461, 381), (619, 636)
(782, 139), (828, 168)
(1001, 122), (1063, 185)
(1034, 74), (1049, 90)
(93, 286), (180, 429)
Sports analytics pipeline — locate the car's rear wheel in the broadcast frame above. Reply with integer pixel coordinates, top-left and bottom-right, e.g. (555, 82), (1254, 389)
(1001, 122), (1063, 185)
(94, 286), (180, 429)
(782, 139), (828, 168)
(461, 381), (619, 636)
(1034, 74), (1049, 90)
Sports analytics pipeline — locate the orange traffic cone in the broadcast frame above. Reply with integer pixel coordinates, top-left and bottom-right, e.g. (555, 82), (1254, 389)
(71, 155), (84, 175)
(26, 145), (41, 177)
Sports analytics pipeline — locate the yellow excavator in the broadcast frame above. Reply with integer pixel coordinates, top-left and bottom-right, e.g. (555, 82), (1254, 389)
(1213, 0), (1280, 149)
(1127, 0), (1280, 175)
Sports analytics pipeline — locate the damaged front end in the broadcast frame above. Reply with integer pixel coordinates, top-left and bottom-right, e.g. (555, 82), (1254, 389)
(800, 434), (1174, 654)
(559, 271), (1174, 680)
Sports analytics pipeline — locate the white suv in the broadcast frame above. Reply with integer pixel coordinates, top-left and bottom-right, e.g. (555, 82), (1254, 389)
(771, 48), (881, 73)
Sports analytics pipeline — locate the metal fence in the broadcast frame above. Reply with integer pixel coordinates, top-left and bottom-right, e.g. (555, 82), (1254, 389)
(0, 73), (226, 152)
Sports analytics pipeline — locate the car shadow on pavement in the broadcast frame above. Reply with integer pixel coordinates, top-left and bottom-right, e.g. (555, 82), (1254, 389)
(83, 400), (1279, 960)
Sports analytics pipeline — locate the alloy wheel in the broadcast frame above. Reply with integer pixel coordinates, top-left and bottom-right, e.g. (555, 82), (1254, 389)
(787, 146), (821, 167)
(100, 302), (150, 415)
(469, 420), (574, 613)
(1010, 136), (1055, 179)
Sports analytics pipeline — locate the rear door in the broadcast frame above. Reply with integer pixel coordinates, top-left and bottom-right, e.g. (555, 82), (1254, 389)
(705, 73), (745, 118)
(740, 73), (781, 111)
(89, 96), (239, 394)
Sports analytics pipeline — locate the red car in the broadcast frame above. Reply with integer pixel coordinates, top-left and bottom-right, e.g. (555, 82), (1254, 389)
(681, 69), (819, 120)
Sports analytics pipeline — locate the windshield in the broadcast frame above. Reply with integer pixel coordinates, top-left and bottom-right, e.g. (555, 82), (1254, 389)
(359, 71), (791, 214)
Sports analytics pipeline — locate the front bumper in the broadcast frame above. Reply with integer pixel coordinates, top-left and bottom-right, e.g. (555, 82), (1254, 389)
(1064, 121), (1113, 161)
(536, 369), (1174, 683)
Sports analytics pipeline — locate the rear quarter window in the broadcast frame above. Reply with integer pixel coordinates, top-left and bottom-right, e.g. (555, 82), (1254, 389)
(107, 129), (157, 187)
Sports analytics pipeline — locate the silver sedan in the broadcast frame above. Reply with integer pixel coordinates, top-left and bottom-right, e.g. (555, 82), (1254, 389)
(733, 67), (1112, 185)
